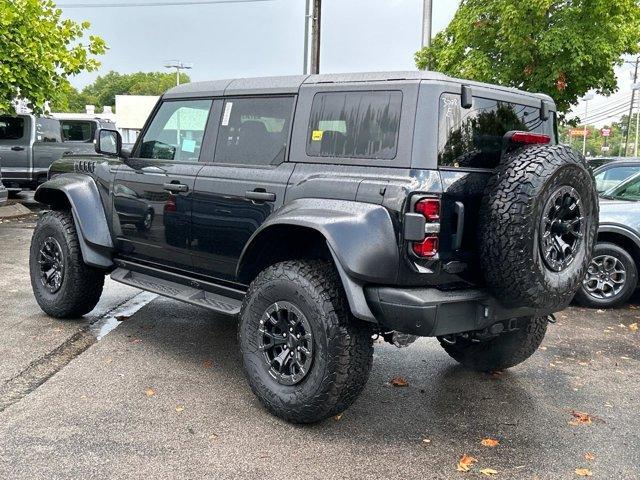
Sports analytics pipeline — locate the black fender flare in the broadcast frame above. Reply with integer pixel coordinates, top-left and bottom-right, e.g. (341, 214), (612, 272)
(34, 174), (114, 269)
(237, 198), (400, 322)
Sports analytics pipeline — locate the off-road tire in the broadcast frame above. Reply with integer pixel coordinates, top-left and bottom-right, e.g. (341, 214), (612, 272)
(439, 316), (548, 372)
(479, 145), (598, 310)
(29, 210), (105, 318)
(238, 260), (374, 424)
(574, 243), (638, 309)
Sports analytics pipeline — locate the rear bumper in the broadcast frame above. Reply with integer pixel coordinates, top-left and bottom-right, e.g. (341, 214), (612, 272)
(0, 186), (7, 206)
(365, 286), (554, 337)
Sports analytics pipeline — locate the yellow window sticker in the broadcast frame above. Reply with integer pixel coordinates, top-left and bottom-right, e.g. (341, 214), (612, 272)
(311, 130), (324, 141)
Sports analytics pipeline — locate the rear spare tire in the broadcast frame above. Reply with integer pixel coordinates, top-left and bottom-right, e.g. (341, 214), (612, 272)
(479, 145), (598, 310)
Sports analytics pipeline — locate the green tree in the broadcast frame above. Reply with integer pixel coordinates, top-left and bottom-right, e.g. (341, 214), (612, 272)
(415, 0), (640, 113)
(53, 71), (191, 112)
(0, 0), (106, 114)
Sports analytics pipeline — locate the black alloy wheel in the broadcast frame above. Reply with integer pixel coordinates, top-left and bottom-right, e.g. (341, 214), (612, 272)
(539, 186), (585, 272)
(38, 237), (65, 294)
(258, 301), (314, 386)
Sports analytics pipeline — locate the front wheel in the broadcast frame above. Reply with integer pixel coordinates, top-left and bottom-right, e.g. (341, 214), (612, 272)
(239, 260), (374, 424)
(438, 316), (548, 372)
(29, 210), (105, 318)
(574, 243), (638, 308)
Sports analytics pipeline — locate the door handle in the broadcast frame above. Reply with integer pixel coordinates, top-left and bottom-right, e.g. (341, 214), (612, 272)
(245, 190), (276, 203)
(452, 201), (465, 251)
(163, 182), (189, 193)
(11, 146), (25, 152)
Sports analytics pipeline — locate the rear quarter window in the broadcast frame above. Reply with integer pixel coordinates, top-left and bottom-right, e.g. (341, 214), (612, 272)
(438, 94), (555, 169)
(306, 90), (402, 160)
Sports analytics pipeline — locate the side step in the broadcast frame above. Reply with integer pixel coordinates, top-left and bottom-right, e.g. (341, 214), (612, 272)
(111, 268), (242, 316)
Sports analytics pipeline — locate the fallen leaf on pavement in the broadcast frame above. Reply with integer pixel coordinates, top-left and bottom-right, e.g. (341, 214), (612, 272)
(585, 452), (595, 461)
(480, 468), (498, 476)
(175, 405), (185, 412)
(456, 454), (477, 472)
(203, 360), (214, 369)
(569, 410), (592, 426)
(629, 323), (638, 332)
(422, 438), (431, 444)
(145, 387), (156, 397)
(575, 468), (593, 476)
(333, 413), (343, 421)
(390, 377), (408, 387)
(481, 438), (500, 447)
(209, 433), (219, 442)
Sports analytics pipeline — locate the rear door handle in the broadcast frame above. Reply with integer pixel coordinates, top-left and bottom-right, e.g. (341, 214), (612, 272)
(245, 190), (276, 202)
(163, 182), (189, 193)
(452, 201), (465, 250)
(11, 146), (25, 152)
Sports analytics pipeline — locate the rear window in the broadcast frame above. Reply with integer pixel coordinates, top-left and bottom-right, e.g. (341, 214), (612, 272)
(306, 91), (402, 160)
(0, 116), (25, 140)
(438, 94), (556, 169)
(61, 120), (94, 142)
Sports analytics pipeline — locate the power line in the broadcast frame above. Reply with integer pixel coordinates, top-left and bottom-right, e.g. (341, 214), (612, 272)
(58, 0), (272, 8)
(583, 104), (633, 123)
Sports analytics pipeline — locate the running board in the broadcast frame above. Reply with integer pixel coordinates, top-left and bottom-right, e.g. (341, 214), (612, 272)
(110, 268), (242, 316)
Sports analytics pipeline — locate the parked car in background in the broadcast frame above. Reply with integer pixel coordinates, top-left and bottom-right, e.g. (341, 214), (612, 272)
(575, 172), (640, 308)
(593, 158), (640, 193)
(0, 114), (114, 190)
(0, 161), (7, 207)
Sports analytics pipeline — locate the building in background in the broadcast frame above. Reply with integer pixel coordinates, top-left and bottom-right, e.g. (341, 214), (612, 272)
(115, 95), (159, 144)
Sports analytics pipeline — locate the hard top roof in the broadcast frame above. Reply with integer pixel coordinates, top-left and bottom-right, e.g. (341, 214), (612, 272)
(163, 70), (553, 103)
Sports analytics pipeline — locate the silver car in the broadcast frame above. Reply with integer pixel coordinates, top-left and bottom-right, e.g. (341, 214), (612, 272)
(0, 161), (8, 207)
(575, 172), (640, 308)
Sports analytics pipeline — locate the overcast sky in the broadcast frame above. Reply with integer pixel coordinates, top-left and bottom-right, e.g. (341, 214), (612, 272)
(59, 0), (636, 125)
(59, 0), (459, 88)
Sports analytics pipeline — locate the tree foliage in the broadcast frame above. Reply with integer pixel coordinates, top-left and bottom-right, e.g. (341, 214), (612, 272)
(0, 0), (106, 114)
(51, 71), (191, 113)
(415, 0), (640, 113)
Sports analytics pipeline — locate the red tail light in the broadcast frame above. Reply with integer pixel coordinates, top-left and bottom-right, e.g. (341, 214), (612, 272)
(507, 131), (551, 145)
(412, 236), (439, 257)
(411, 197), (440, 258)
(415, 198), (440, 222)
(164, 195), (177, 213)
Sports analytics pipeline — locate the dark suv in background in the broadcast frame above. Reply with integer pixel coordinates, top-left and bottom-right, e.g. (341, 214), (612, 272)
(30, 72), (598, 423)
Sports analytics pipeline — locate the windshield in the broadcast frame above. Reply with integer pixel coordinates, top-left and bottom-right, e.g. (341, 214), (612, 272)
(594, 164), (640, 193)
(0, 116), (25, 140)
(603, 172), (640, 201)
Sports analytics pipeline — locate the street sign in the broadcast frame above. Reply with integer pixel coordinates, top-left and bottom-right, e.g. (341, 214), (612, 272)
(601, 128), (611, 137)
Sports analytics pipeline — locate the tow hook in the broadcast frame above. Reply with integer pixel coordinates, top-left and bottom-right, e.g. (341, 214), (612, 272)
(547, 314), (557, 324)
(383, 331), (419, 348)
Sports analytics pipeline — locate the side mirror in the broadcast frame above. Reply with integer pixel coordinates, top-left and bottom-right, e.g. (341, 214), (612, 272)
(95, 128), (122, 156)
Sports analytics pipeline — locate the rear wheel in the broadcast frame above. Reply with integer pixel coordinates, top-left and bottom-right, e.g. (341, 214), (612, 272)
(574, 243), (638, 308)
(238, 260), (374, 424)
(29, 210), (105, 318)
(438, 316), (548, 372)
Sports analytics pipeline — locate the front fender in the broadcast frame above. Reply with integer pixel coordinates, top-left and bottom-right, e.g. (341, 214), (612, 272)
(599, 223), (640, 249)
(34, 173), (114, 269)
(239, 198), (400, 284)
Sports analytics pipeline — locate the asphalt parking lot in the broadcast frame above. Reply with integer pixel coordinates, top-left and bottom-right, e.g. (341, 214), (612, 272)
(0, 196), (638, 479)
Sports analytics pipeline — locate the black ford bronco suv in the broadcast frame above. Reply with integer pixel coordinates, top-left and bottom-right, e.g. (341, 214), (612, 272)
(29, 72), (598, 423)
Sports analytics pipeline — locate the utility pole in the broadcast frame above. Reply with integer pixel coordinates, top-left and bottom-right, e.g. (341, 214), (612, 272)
(303, 0), (311, 74)
(421, 0), (433, 48)
(633, 82), (640, 157)
(310, 0), (322, 74)
(164, 60), (193, 86)
(624, 56), (639, 156)
(582, 93), (594, 156)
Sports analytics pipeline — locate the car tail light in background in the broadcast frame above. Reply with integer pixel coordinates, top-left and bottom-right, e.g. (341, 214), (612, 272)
(506, 131), (551, 145)
(412, 197), (440, 258)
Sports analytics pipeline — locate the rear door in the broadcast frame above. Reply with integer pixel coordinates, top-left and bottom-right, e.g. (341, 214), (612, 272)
(113, 98), (213, 271)
(191, 96), (296, 282)
(0, 115), (32, 184)
(435, 90), (557, 283)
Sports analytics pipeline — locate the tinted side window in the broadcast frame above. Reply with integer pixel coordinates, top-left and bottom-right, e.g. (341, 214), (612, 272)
(214, 96), (294, 166)
(139, 99), (212, 162)
(61, 120), (94, 142)
(0, 116), (25, 140)
(306, 91), (402, 160)
(36, 118), (62, 143)
(438, 94), (554, 169)
(595, 165), (640, 192)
